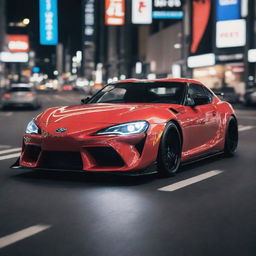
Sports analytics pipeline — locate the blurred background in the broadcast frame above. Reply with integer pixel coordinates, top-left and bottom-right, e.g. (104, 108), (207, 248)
(1, 3), (256, 255)
(0, 0), (256, 105)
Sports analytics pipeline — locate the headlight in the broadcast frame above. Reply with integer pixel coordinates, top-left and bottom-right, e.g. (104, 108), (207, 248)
(25, 119), (39, 134)
(96, 121), (149, 136)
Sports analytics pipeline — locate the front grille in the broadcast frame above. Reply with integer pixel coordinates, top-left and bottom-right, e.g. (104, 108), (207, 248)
(40, 151), (83, 170)
(23, 145), (41, 163)
(85, 147), (125, 167)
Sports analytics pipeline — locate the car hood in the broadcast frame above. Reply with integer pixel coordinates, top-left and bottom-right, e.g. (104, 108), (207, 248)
(35, 103), (180, 134)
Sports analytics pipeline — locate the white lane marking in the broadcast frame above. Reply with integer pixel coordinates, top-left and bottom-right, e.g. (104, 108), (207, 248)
(238, 125), (255, 132)
(0, 112), (13, 117)
(0, 153), (20, 161)
(158, 170), (223, 192)
(237, 116), (256, 121)
(0, 224), (51, 249)
(0, 145), (11, 149)
(0, 148), (21, 155)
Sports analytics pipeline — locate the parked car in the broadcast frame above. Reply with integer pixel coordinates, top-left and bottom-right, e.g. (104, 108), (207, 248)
(73, 78), (90, 93)
(13, 78), (238, 177)
(212, 87), (239, 104)
(62, 84), (73, 91)
(1, 83), (41, 109)
(244, 87), (256, 106)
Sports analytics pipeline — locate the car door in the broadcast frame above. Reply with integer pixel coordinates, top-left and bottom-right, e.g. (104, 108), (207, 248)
(184, 83), (219, 157)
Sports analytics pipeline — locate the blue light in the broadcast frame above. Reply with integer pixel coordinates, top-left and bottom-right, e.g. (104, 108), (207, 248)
(152, 11), (184, 19)
(216, 0), (241, 21)
(32, 67), (40, 73)
(40, 0), (58, 45)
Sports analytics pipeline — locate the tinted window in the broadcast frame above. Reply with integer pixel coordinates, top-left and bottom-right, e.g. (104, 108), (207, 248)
(186, 83), (211, 105)
(89, 82), (186, 104)
(9, 87), (32, 92)
(202, 86), (213, 103)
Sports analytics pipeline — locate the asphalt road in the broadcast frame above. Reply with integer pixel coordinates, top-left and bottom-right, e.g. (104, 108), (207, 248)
(0, 91), (256, 256)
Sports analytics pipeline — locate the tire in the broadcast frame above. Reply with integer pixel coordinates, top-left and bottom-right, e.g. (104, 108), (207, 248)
(157, 122), (182, 177)
(224, 116), (238, 156)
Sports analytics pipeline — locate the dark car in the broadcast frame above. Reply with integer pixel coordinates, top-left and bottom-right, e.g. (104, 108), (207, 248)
(244, 87), (256, 106)
(212, 87), (239, 104)
(1, 84), (41, 109)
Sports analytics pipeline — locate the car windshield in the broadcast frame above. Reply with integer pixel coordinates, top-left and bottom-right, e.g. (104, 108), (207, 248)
(8, 87), (32, 92)
(89, 82), (186, 104)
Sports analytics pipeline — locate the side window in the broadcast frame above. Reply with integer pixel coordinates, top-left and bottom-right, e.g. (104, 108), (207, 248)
(97, 88), (127, 103)
(186, 83), (210, 105)
(202, 86), (213, 103)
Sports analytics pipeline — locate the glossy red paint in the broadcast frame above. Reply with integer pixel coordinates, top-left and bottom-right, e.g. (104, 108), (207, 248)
(19, 78), (236, 172)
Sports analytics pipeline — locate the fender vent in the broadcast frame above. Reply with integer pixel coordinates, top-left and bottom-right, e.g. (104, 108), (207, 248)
(169, 108), (179, 114)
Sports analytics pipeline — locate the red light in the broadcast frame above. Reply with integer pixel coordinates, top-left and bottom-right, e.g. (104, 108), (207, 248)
(3, 93), (11, 99)
(26, 93), (33, 97)
(63, 85), (72, 91)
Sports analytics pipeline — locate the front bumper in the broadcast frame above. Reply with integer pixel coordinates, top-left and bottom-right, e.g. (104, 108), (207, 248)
(19, 124), (163, 172)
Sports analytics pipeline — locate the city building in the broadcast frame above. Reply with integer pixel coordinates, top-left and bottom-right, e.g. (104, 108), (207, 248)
(85, 0), (254, 99)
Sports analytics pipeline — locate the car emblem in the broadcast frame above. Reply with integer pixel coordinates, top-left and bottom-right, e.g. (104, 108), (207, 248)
(55, 128), (67, 133)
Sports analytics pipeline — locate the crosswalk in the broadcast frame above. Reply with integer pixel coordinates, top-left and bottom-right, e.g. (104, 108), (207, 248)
(0, 147), (21, 161)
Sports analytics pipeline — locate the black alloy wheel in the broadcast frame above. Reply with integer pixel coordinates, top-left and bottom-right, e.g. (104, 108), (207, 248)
(157, 122), (182, 177)
(224, 116), (238, 156)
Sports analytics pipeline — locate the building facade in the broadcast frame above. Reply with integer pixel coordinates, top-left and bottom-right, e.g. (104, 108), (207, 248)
(83, 0), (255, 98)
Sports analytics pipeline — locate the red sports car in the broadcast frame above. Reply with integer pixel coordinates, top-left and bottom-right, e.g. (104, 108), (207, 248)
(13, 79), (238, 177)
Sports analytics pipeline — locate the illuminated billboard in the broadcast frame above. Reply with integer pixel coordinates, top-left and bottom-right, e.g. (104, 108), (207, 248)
(152, 0), (183, 19)
(39, 0), (58, 45)
(84, 0), (95, 43)
(216, 19), (246, 48)
(105, 0), (125, 25)
(190, 0), (211, 54)
(132, 0), (152, 24)
(0, 52), (29, 63)
(216, 0), (241, 21)
(7, 35), (29, 52)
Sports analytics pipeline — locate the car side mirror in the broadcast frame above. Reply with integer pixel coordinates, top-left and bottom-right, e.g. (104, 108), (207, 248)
(193, 95), (210, 106)
(214, 91), (224, 97)
(81, 97), (90, 104)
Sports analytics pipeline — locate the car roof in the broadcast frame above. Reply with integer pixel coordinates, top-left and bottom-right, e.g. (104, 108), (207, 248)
(114, 78), (203, 85)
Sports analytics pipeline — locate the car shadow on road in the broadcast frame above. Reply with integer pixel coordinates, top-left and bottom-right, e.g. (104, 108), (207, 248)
(11, 154), (226, 188)
(179, 153), (225, 174)
(12, 168), (158, 188)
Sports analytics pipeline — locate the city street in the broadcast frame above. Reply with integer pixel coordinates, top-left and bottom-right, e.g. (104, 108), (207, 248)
(0, 91), (256, 256)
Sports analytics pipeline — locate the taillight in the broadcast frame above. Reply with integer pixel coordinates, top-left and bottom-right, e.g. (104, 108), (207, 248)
(26, 93), (33, 97)
(3, 93), (11, 99)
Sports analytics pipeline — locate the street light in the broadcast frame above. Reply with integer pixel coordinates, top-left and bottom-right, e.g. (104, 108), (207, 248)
(23, 18), (30, 25)
(8, 18), (30, 27)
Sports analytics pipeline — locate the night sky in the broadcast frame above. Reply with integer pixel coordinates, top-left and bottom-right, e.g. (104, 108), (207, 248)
(6, 0), (83, 72)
